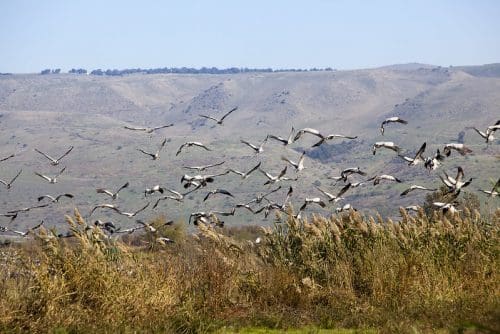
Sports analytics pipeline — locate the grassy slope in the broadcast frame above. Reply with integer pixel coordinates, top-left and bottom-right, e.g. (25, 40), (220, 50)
(0, 67), (498, 233)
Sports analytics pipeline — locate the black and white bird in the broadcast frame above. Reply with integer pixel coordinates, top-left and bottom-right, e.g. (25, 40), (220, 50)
(182, 161), (225, 172)
(153, 188), (194, 208)
(316, 183), (351, 203)
(424, 149), (446, 171)
(176, 142), (211, 156)
(199, 106), (238, 125)
(244, 186), (281, 205)
(0, 221), (44, 237)
(268, 126), (295, 146)
(380, 117), (408, 135)
(227, 162), (261, 179)
(335, 203), (355, 213)
(203, 189), (234, 201)
(260, 166), (296, 185)
(468, 127), (496, 144)
(240, 137), (268, 154)
(368, 174), (402, 185)
(0, 169), (22, 189)
(35, 146), (73, 166)
(312, 133), (357, 147)
(124, 123), (173, 133)
(90, 202), (150, 218)
(479, 178), (500, 197)
(37, 193), (74, 203)
(144, 185), (165, 196)
(398, 142), (426, 166)
(439, 166), (473, 194)
(400, 185), (436, 196)
(181, 171), (229, 188)
(340, 167), (367, 181)
(0, 153), (15, 163)
(96, 182), (129, 200)
(137, 138), (167, 160)
(443, 143), (473, 156)
(373, 141), (401, 155)
(293, 128), (325, 143)
(34, 167), (66, 184)
(299, 197), (327, 211)
(433, 202), (459, 214)
(281, 151), (306, 172)
(7, 203), (49, 214)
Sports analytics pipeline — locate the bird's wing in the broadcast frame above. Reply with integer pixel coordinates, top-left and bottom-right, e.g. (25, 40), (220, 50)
(193, 142), (210, 150)
(96, 188), (114, 197)
(57, 146), (74, 161)
(316, 187), (335, 200)
(152, 124), (173, 131)
(35, 172), (51, 182)
(55, 167), (66, 178)
(159, 138), (167, 150)
(10, 170), (23, 184)
(56, 193), (74, 201)
(456, 167), (464, 183)
(336, 183), (352, 198)
(199, 114), (219, 122)
(245, 162), (262, 176)
(176, 144), (186, 156)
(133, 202), (150, 215)
(268, 134), (287, 144)
(400, 188), (414, 196)
(415, 142), (426, 158)
(137, 148), (154, 157)
(220, 106), (237, 121)
(124, 126), (147, 131)
(0, 153), (15, 162)
(277, 166), (288, 179)
(116, 182), (130, 194)
(396, 118), (408, 124)
(240, 140), (257, 150)
(35, 149), (56, 162)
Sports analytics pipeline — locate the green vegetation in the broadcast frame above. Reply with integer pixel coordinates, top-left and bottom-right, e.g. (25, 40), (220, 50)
(0, 206), (498, 333)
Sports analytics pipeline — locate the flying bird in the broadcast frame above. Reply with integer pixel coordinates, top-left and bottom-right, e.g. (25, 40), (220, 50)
(144, 185), (165, 196)
(268, 126), (295, 146)
(123, 124), (173, 133)
(7, 203), (49, 214)
(367, 174), (402, 185)
(0, 153), (15, 163)
(400, 185), (436, 196)
(37, 193), (74, 203)
(227, 162), (261, 179)
(203, 189), (234, 201)
(176, 142), (211, 156)
(312, 133), (358, 147)
(182, 161), (225, 172)
(281, 151), (306, 172)
(199, 106), (238, 125)
(35, 146), (73, 166)
(443, 143), (472, 156)
(34, 167), (66, 184)
(479, 178), (500, 197)
(340, 167), (367, 181)
(439, 166), (473, 194)
(96, 182), (129, 200)
(0, 169), (22, 189)
(293, 128), (325, 143)
(240, 137), (268, 154)
(424, 149), (446, 171)
(398, 142), (426, 166)
(373, 141), (400, 155)
(316, 183), (351, 202)
(433, 202), (459, 214)
(260, 166), (296, 185)
(299, 197), (327, 211)
(380, 117), (408, 135)
(137, 138), (167, 160)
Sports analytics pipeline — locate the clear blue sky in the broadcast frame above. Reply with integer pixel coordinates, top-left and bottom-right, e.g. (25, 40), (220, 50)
(1, 0), (499, 73)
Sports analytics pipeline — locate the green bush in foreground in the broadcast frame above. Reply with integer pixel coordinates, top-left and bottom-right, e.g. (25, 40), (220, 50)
(0, 207), (498, 333)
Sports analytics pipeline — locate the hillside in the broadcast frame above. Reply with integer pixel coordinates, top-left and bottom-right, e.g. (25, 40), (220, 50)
(0, 65), (498, 233)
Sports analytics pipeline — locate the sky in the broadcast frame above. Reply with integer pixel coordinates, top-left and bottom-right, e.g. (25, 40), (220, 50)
(1, 0), (499, 73)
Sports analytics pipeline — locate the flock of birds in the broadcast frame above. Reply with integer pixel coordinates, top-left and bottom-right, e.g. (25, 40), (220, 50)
(0, 104), (499, 242)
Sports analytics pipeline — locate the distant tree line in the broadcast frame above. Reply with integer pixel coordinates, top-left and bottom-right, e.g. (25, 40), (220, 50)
(40, 67), (335, 76)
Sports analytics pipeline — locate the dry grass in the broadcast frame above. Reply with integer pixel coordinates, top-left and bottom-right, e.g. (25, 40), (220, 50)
(0, 207), (498, 333)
